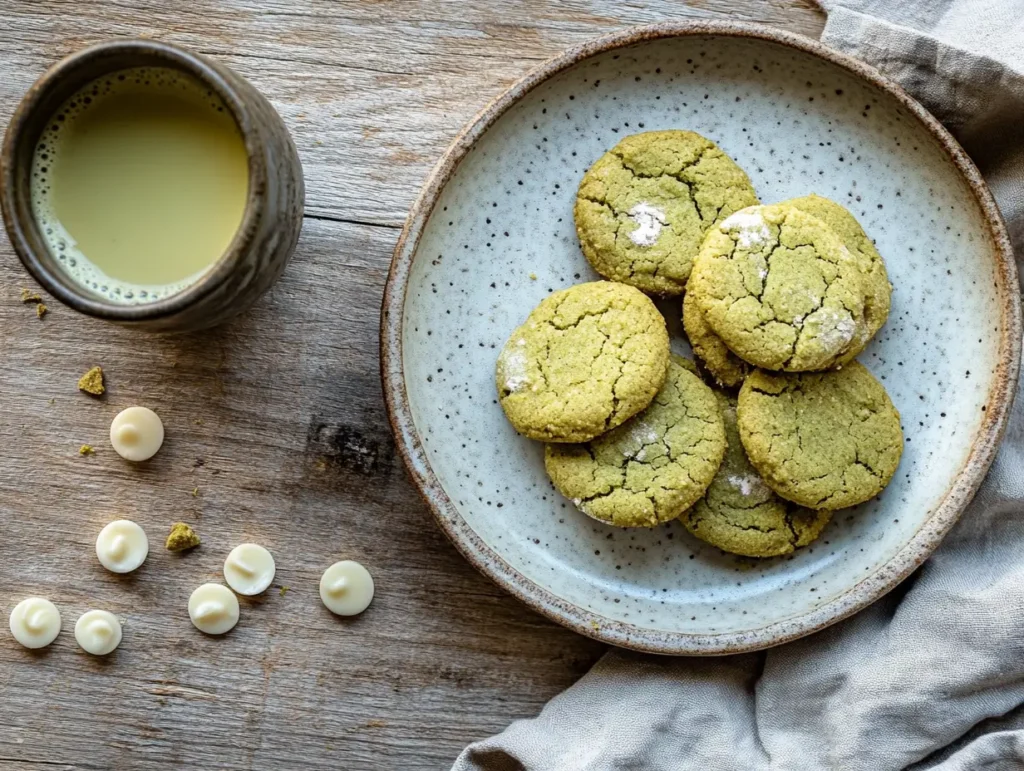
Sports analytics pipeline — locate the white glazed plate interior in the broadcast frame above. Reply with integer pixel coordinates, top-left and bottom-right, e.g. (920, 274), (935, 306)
(400, 35), (1005, 647)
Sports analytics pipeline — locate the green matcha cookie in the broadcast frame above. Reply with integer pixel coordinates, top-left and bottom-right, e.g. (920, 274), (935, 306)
(574, 130), (758, 297)
(784, 194), (891, 357)
(496, 281), (670, 442)
(689, 203), (870, 372)
(737, 362), (903, 510)
(683, 392), (831, 557)
(682, 288), (750, 389)
(545, 356), (726, 527)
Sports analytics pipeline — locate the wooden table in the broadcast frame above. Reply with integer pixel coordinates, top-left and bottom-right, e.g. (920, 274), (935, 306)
(0, 2), (823, 768)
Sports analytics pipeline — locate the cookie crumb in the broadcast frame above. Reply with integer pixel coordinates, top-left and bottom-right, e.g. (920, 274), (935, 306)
(191, 487), (199, 497)
(528, 273), (537, 280)
(20, 288), (42, 304)
(279, 585), (290, 597)
(36, 303), (48, 319)
(79, 444), (95, 456)
(165, 522), (201, 552)
(77, 366), (105, 396)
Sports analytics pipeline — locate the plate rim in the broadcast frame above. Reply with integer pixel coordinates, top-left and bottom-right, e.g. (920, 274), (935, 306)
(379, 20), (1022, 655)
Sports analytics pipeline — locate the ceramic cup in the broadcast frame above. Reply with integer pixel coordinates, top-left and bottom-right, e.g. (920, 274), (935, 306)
(0, 39), (304, 332)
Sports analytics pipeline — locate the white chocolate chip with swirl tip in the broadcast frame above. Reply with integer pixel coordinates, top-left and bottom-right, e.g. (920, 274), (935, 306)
(223, 543), (276, 596)
(95, 520), (149, 574)
(9, 597), (62, 649)
(188, 583), (240, 635)
(319, 561), (375, 616)
(74, 610), (122, 655)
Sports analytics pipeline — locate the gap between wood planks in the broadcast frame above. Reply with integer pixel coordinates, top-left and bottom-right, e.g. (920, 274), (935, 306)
(303, 212), (402, 231)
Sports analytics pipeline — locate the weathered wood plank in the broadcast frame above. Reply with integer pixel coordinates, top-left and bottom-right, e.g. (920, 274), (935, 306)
(0, 2), (824, 769)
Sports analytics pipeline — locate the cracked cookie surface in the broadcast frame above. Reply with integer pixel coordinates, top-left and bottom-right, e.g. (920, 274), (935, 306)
(737, 362), (903, 510)
(784, 194), (891, 358)
(574, 130), (758, 297)
(544, 356), (726, 527)
(496, 281), (670, 442)
(682, 392), (831, 557)
(689, 203), (870, 371)
(683, 287), (750, 389)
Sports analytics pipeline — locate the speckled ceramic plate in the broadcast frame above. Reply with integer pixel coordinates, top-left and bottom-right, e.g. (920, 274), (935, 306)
(381, 22), (1020, 654)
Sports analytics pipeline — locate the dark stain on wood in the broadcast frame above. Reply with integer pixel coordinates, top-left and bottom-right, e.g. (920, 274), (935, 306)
(307, 417), (395, 477)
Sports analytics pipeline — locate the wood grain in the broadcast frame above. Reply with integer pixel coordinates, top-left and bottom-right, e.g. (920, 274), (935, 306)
(0, 2), (823, 769)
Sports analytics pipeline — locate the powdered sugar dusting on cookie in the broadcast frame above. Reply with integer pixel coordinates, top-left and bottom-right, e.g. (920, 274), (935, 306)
(813, 309), (858, 351)
(621, 418), (660, 458)
(721, 208), (771, 249)
(627, 202), (667, 247)
(727, 474), (769, 497)
(500, 339), (530, 393)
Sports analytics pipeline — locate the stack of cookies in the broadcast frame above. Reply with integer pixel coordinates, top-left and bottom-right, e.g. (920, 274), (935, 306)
(495, 130), (903, 559)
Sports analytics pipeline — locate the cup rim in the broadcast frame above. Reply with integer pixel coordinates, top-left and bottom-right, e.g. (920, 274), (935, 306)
(0, 39), (266, 322)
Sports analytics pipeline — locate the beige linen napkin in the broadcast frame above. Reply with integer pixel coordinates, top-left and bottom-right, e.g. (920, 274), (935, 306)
(453, 3), (1024, 769)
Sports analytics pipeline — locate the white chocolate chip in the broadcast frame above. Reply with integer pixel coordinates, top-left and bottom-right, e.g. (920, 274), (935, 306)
(74, 610), (122, 656)
(109, 406), (164, 462)
(188, 584), (239, 635)
(223, 544), (276, 596)
(319, 561), (374, 616)
(9, 597), (61, 649)
(95, 520), (149, 574)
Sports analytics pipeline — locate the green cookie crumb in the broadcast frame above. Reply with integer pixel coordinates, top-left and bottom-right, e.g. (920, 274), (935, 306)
(165, 522), (201, 552)
(77, 366), (105, 396)
(79, 444), (95, 456)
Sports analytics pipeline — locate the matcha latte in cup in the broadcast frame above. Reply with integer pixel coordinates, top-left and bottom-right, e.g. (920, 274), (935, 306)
(0, 40), (304, 332)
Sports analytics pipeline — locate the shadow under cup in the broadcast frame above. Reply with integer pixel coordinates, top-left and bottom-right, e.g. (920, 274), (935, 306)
(0, 39), (304, 333)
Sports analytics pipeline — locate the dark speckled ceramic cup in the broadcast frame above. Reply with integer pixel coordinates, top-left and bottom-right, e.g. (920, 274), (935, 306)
(0, 39), (304, 332)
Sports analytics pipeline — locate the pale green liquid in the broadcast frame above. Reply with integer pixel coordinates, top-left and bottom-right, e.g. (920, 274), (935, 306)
(31, 67), (249, 303)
